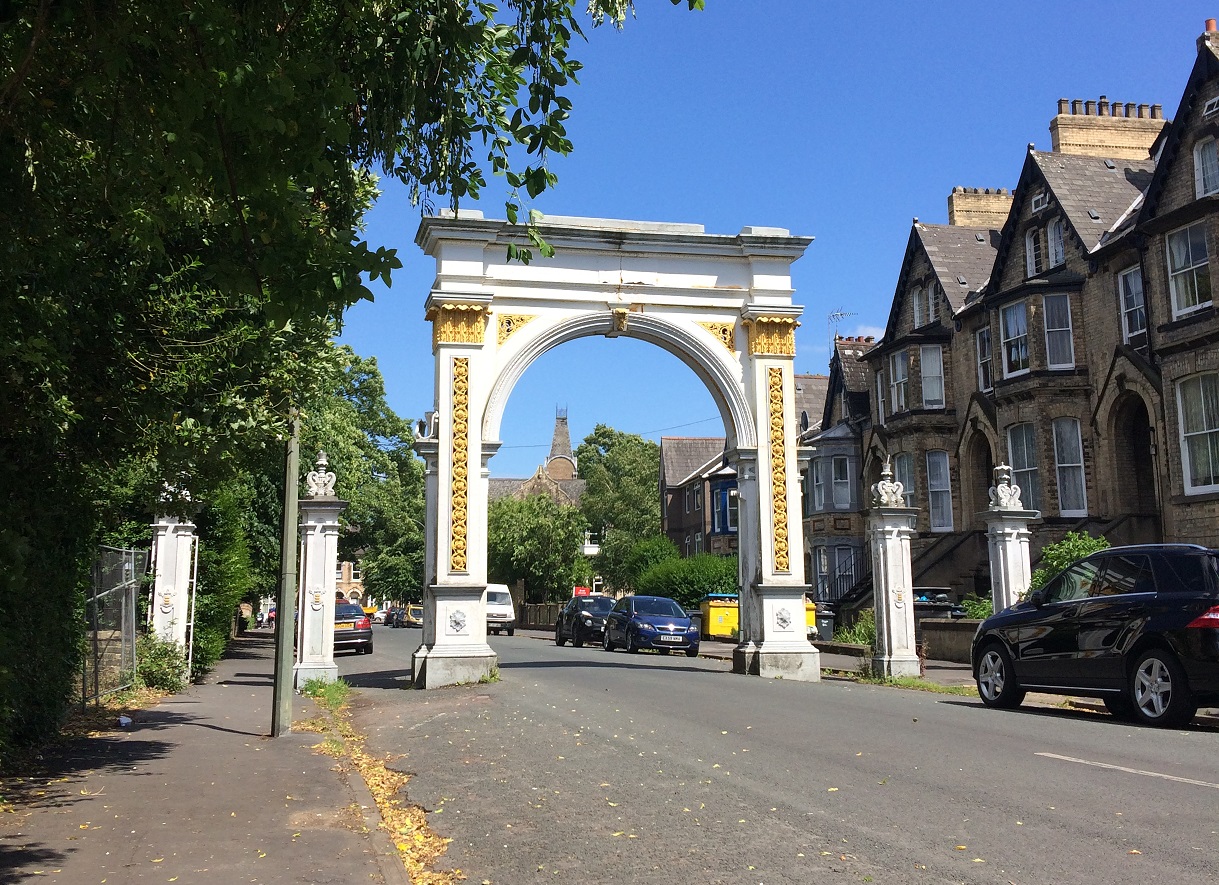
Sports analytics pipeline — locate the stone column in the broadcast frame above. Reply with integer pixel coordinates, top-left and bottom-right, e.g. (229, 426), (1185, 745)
(150, 513), (197, 650)
(292, 452), (348, 690)
(982, 465), (1040, 613)
(414, 296), (498, 688)
(867, 460), (920, 678)
(731, 335), (820, 682)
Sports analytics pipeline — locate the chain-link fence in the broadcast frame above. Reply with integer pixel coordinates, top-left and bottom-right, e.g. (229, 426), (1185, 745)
(83, 546), (147, 706)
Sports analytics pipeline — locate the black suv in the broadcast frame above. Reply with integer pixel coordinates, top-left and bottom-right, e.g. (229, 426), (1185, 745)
(554, 595), (615, 648)
(972, 544), (1219, 727)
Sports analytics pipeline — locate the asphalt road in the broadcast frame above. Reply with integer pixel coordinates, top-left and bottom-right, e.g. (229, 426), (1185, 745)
(338, 626), (1219, 885)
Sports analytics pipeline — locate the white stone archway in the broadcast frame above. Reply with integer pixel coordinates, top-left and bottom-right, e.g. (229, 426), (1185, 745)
(412, 212), (821, 686)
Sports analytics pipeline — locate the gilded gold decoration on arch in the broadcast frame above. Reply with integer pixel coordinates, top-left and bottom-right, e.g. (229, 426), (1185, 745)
(450, 357), (470, 573)
(428, 303), (488, 350)
(497, 314), (537, 345)
(698, 321), (736, 352)
(768, 367), (790, 573)
(745, 317), (798, 356)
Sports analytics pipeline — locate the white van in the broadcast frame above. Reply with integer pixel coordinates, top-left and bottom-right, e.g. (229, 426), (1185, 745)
(486, 584), (516, 636)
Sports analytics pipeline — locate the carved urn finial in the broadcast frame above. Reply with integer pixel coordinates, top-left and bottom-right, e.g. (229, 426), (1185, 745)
(988, 463), (1023, 511)
(305, 450), (337, 497)
(871, 455), (907, 508)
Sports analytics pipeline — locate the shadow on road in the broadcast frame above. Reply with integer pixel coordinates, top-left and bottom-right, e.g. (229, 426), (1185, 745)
(499, 658), (715, 676)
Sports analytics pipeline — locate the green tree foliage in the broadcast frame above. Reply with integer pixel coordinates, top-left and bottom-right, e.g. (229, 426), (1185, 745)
(300, 347), (424, 603)
(1029, 532), (1110, 591)
(576, 425), (661, 539)
(597, 533), (678, 594)
(191, 481), (258, 678)
(488, 495), (589, 603)
(0, 0), (698, 759)
(636, 554), (737, 610)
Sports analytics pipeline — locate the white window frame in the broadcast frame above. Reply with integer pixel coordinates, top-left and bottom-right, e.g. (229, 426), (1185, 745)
(1177, 372), (1219, 494)
(1048, 217), (1066, 267)
(1025, 228), (1044, 277)
(1043, 293), (1075, 369)
(683, 487), (691, 513)
(812, 458), (825, 510)
(727, 488), (739, 531)
(876, 372), (886, 424)
(925, 284), (938, 324)
(1118, 265), (1146, 342)
(1001, 302), (1030, 377)
(835, 546), (856, 587)
(889, 351), (909, 413)
(1052, 417), (1088, 517)
(912, 286), (924, 327)
(926, 450), (953, 531)
(694, 532), (703, 554)
(1167, 221), (1212, 317)
(920, 344), (945, 408)
(831, 455), (850, 509)
(976, 326), (993, 392)
(1007, 422), (1041, 512)
(892, 452), (916, 508)
(813, 546), (828, 595)
(1195, 136), (1219, 198)
(1031, 191), (1049, 213)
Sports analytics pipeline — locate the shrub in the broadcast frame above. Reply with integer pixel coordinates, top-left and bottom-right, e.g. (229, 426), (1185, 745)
(1029, 531), (1110, 591)
(136, 633), (188, 693)
(636, 554), (737, 609)
(833, 608), (876, 647)
(960, 594), (994, 619)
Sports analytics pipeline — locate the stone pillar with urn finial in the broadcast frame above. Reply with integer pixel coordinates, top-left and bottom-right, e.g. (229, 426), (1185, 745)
(981, 464), (1040, 613)
(292, 452), (348, 690)
(150, 487), (198, 653)
(867, 458), (920, 678)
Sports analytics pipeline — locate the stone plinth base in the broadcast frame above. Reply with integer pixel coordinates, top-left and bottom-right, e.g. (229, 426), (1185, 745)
(412, 647), (498, 689)
(872, 654), (921, 678)
(293, 661), (338, 691)
(733, 643), (821, 681)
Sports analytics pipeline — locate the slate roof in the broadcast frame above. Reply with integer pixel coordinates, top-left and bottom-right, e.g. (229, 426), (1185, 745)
(1031, 150), (1155, 252)
(917, 223), (1002, 312)
(660, 437), (725, 488)
(833, 337), (874, 393)
(488, 472), (586, 504)
(795, 373), (829, 435)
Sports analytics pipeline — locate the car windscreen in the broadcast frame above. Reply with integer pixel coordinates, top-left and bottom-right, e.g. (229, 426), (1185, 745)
(579, 596), (614, 613)
(335, 604), (365, 618)
(487, 591), (511, 605)
(635, 597), (685, 617)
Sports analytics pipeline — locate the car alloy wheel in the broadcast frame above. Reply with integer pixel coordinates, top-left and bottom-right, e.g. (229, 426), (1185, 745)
(975, 644), (1025, 709)
(555, 625), (566, 646)
(1130, 649), (1196, 727)
(603, 629), (615, 652)
(626, 631), (639, 654)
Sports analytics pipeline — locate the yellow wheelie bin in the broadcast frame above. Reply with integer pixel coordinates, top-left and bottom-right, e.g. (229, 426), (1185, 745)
(699, 594), (739, 640)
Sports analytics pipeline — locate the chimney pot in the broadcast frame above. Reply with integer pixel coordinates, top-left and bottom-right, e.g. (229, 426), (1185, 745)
(1085, 99), (1098, 115)
(1071, 99), (1083, 114)
(1098, 96), (1110, 115)
(1138, 103), (1150, 118)
(1152, 104), (1163, 119)
(1058, 98), (1070, 114)
(1125, 101), (1136, 118)
(1207, 18), (1217, 31)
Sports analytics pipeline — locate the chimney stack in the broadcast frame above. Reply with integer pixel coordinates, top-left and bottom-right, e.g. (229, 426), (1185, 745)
(947, 186), (1013, 228)
(1201, 18), (1219, 53)
(1049, 95), (1167, 159)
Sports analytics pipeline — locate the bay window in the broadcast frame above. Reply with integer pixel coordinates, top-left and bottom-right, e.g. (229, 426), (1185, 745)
(1043, 293), (1075, 369)
(1178, 373), (1219, 493)
(926, 450), (953, 530)
(921, 344), (944, 408)
(976, 327), (993, 391)
(1167, 222), (1212, 317)
(1118, 266), (1146, 341)
(1007, 422), (1041, 512)
(889, 350), (909, 413)
(1001, 302), (1030, 376)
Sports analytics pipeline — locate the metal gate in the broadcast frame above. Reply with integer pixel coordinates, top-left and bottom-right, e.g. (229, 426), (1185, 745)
(84, 546), (147, 705)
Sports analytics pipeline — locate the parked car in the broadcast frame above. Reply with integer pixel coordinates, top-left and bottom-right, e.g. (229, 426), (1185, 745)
(405, 603), (424, 627)
(387, 607), (405, 628)
(603, 595), (700, 656)
(334, 602), (374, 654)
(972, 544), (1219, 727)
(555, 595), (615, 647)
(371, 609), (390, 625)
(486, 584), (516, 636)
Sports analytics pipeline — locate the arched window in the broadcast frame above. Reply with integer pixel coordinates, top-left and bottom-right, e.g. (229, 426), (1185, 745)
(1195, 137), (1219, 197)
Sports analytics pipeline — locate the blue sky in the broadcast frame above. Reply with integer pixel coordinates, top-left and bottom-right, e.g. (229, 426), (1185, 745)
(340, 1), (1212, 477)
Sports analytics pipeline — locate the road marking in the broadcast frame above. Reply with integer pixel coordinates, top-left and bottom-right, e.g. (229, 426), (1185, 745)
(1036, 752), (1219, 789)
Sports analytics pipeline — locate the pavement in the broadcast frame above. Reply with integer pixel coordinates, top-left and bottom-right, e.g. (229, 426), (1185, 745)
(3, 629), (1213, 884)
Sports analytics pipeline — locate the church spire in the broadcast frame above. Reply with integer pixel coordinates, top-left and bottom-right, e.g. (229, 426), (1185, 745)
(545, 407), (577, 481)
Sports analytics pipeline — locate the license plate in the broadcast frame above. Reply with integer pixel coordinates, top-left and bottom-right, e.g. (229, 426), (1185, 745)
(658, 635), (681, 643)
(335, 623), (354, 630)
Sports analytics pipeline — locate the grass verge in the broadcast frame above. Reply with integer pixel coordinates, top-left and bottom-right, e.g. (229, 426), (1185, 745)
(299, 678), (462, 885)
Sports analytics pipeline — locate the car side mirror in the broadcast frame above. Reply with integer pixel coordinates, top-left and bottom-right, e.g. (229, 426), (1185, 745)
(1028, 589), (1045, 608)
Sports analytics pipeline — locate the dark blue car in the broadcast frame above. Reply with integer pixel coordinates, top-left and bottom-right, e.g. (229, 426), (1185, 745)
(603, 595), (700, 656)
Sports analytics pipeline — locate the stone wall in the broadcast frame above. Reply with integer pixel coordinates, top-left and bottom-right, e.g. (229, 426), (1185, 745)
(920, 618), (980, 664)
